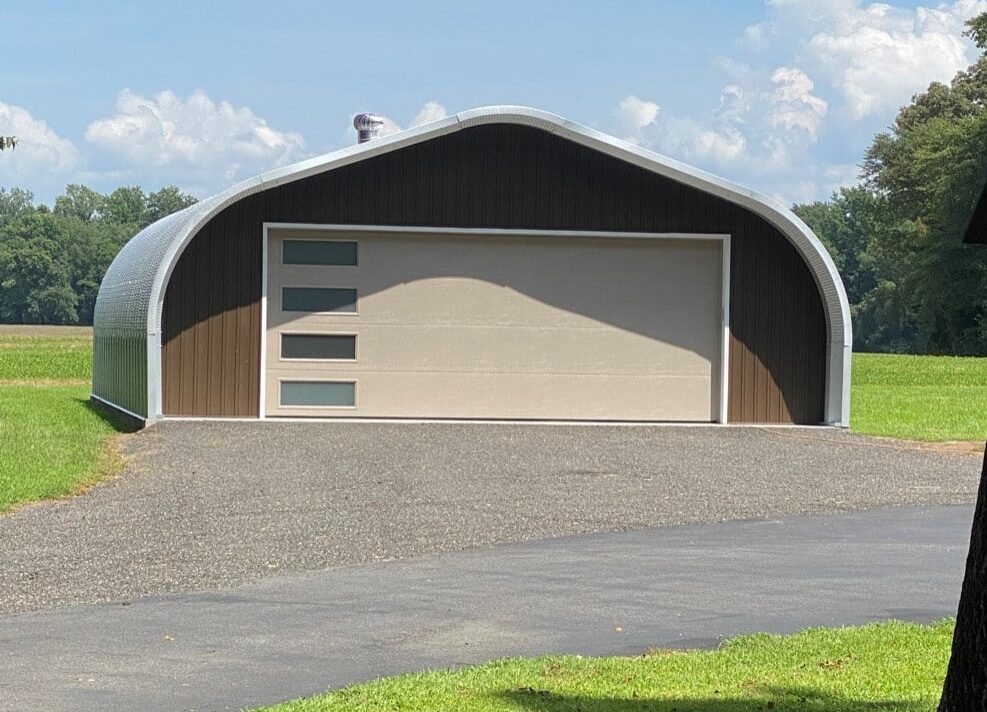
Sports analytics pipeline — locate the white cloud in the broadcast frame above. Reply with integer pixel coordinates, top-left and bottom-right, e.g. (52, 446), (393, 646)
(0, 101), (78, 189)
(627, 0), (987, 203)
(615, 95), (661, 135)
(754, 0), (987, 117)
(374, 100), (450, 138)
(714, 84), (752, 125)
(769, 67), (828, 137)
(687, 129), (747, 163)
(692, 127), (747, 162)
(376, 115), (403, 137)
(631, 110), (748, 167)
(85, 89), (305, 189)
(410, 101), (448, 127)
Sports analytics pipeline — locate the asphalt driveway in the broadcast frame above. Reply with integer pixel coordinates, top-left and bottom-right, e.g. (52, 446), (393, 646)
(0, 505), (974, 712)
(0, 422), (980, 612)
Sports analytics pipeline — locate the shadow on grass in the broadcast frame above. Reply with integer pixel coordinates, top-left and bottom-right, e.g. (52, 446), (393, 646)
(77, 397), (142, 434)
(501, 686), (927, 711)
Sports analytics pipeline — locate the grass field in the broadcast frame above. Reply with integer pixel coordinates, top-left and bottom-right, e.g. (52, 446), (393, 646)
(0, 328), (129, 513)
(851, 353), (987, 442)
(256, 620), (953, 711)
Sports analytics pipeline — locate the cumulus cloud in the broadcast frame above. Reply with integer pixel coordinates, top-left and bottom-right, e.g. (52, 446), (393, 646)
(769, 67), (828, 137)
(752, 0), (987, 117)
(692, 127), (747, 162)
(613, 0), (987, 203)
(714, 84), (752, 125)
(0, 101), (78, 188)
(375, 100), (449, 137)
(375, 115), (403, 137)
(85, 89), (306, 188)
(614, 95), (661, 137)
(410, 101), (448, 127)
(651, 115), (749, 166)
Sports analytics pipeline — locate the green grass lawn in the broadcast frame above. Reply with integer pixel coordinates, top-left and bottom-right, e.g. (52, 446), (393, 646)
(851, 353), (987, 442)
(257, 620), (953, 712)
(0, 331), (93, 382)
(0, 329), (129, 513)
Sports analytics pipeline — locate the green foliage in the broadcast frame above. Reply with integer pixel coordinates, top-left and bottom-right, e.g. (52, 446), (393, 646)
(793, 187), (884, 305)
(257, 620), (953, 711)
(0, 184), (196, 325)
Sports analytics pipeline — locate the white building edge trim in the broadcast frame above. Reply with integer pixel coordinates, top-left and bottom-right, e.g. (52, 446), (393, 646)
(136, 105), (850, 425)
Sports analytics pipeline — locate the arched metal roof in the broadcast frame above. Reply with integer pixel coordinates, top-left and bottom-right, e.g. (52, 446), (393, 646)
(93, 106), (852, 425)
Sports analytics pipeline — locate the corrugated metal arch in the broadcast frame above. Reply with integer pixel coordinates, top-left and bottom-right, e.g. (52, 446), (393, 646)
(92, 106), (852, 425)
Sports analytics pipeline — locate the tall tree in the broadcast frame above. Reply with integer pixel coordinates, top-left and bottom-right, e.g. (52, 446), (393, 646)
(939, 447), (987, 711)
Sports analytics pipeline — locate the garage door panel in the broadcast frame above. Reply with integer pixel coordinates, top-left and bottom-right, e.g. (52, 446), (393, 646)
(273, 324), (712, 375)
(268, 372), (713, 421)
(276, 237), (719, 333)
(266, 229), (723, 421)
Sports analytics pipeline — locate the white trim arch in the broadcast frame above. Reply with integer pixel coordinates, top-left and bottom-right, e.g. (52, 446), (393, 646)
(92, 106), (851, 425)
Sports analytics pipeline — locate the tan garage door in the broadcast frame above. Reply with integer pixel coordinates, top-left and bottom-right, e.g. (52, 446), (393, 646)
(264, 228), (724, 421)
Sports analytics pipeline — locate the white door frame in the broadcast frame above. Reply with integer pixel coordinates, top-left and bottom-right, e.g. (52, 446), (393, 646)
(261, 223), (731, 423)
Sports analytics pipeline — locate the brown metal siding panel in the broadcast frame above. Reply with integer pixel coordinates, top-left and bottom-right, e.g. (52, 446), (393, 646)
(161, 123), (828, 423)
(162, 207), (263, 416)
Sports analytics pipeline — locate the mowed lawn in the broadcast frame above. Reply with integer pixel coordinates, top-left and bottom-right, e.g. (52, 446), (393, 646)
(852, 353), (987, 442)
(0, 328), (128, 513)
(257, 620), (953, 712)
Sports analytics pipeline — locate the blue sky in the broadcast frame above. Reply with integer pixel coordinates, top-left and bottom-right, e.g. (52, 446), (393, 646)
(0, 0), (982, 205)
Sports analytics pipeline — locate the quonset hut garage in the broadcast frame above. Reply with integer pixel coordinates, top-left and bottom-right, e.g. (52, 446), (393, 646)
(92, 107), (851, 426)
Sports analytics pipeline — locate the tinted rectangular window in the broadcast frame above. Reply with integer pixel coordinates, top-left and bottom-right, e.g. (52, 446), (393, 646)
(282, 287), (357, 313)
(281, 334), (356, 360)
(282, 240), (357, 266)
(280, 381), (355, 407)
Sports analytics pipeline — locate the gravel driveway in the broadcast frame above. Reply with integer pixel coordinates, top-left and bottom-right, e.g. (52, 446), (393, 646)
(0, 422), (980, 613)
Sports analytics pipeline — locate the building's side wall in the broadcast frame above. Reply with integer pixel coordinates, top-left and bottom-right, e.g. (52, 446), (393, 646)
(92, 329), (147, 417)
(162, 123), (827, 423)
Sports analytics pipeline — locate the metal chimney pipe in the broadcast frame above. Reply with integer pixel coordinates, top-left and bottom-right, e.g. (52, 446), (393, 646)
(353, 113), (384, 143)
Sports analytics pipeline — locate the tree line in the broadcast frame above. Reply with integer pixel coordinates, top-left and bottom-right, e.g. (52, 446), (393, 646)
(3, 18), (987, 352)
(0, 185), (196, 325)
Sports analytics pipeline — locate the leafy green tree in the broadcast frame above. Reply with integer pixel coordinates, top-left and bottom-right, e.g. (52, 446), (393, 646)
(0, 182), (197, 324)
(863, 107), (987, 354)
(53, 184), (105, 222)
(0, 188), (35, 228)
(101, 186), (147, 228)
(0, 212), (78, 323)
(144, 186), (197, 227)
(794, 187), (883, 305)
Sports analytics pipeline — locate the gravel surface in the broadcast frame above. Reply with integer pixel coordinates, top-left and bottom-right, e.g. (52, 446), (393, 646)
(0, 422), (980, 613)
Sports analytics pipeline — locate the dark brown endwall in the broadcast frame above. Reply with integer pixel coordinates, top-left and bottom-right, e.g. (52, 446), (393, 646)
(162, 123), (827, 423)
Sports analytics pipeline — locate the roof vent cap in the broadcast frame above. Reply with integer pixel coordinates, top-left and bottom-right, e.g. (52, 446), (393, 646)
(353, 113), (385, 143)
